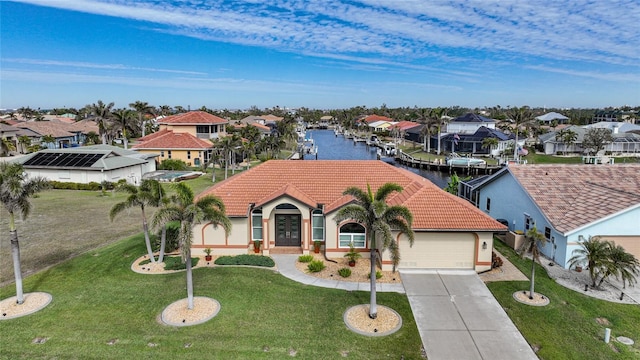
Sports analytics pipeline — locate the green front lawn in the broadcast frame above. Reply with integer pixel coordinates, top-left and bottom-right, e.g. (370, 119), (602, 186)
(489, 241), (640, 359)
(0, 234), (422, 359)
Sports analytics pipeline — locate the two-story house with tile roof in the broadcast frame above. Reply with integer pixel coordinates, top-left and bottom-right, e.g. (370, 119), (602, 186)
(190, 160), (506, 272)
(133, 129), (213, 167)
(459, 164), (640, 268)
(158, 111), (228, 140)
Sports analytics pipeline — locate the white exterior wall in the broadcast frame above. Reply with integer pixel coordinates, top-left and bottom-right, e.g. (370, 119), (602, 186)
(193, 217), (247, 256)
(26, 166), (145, 185)
(447, 122), (496, 134)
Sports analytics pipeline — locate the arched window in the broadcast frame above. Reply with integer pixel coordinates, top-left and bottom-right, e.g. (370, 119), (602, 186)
(339, 223), (366, 248)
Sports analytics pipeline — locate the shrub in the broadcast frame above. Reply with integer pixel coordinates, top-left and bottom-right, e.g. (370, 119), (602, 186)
(307, 260), (325, 273)
(214, 254), (275, 267)
(153, 222), (180, 253)
(158, 159), (189, 170)
(492, 251), (504, 268)
(49, 180), (116, 191)
(338, 268), (352, 278)
(368, 270), (383, 279)
(164, 256), (199, 270)
(298, 254), (314, 263)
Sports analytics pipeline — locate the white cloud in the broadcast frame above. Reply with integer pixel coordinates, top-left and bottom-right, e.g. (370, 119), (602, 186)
(2, 58), (207, 75)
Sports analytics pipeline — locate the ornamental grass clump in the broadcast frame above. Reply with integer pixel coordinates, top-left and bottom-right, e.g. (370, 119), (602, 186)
(298, 254), (314, 263)
(307, 260), (325, 273)
(338, 268), (352, 278)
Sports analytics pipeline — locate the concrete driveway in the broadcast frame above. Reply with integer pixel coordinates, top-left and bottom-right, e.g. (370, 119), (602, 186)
(401, 270), (538, 360)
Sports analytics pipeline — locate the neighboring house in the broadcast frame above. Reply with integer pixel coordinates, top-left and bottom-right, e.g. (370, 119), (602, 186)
(191, 160), (505, 272)
(10, 144), (157, 185)
(133, 129), (212, 167)
(535, 112), (569, 125)
(592, 109), (638, 124)
(539, 123), (640, 155)
(158, 111), (228, 140)
(12, 119), (99, 149)
(459, 164), (640, 268)
(238, 114), (284, 127)
(358, 114), (394, 125)
(229, 120), (272, 138)
(404, 124), (426, 144)
(368, 120), (395, 132)
(0, 123), (40, 154)
(446, 113), (496, 134)
(440, 126), (514, 155)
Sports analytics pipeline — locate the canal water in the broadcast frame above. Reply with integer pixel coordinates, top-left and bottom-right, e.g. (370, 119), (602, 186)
(303, 130), (451, 188)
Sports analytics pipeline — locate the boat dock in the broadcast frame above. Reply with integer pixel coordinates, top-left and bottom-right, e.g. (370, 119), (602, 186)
(396, 151), (502, 175)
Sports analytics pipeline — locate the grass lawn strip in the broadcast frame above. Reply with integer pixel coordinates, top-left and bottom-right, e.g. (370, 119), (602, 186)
(0, 234), (423, 359)
(488, 240), (640, 359)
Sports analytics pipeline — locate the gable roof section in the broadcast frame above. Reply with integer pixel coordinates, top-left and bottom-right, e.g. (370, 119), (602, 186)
(451, 113), (495, 123)
(14, 121), (76, 138)
(198, 160), (504, 231)
(507, 164), (640, 234)
(158, 111), (228, 125)
(361, 115), (394, 123)
(132, 130), (212, 150)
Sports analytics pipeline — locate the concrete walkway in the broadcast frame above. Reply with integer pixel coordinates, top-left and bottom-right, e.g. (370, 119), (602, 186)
(272, 255), (537, 360)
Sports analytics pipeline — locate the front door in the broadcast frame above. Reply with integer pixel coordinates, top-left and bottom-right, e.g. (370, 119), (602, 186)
(275, 215), (301, 246)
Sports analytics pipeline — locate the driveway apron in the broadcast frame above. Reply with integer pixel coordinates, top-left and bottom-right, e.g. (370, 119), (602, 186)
(401, 270), (538, 360)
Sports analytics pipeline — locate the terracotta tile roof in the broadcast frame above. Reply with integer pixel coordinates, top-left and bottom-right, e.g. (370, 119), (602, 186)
(198, 160), (504, 231)
(14, 121), (75, 138)
(389, 121), (421, 131)
(132, 130), (212, 150)
(136, 129), (172, 143)
(362, 115), (394, 123)
(158, 111), (228, 125)
(507, 164), (640, 234)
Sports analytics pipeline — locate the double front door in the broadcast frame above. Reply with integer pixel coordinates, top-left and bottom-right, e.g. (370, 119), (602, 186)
(275, 215), (301, 246)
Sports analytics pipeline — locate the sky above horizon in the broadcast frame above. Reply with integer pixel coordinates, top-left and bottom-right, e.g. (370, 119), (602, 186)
(1, 0), (638, 111)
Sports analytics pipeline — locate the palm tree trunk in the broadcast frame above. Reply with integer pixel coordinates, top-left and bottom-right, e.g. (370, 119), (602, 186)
(123, 137), (129, 150)
(529, 258), (535, 299)
(158, 225), (167, 263)
(369, 247), (378, 319)
(186, 247), (194, 310)
(437, 126), (442, 155)
(10, 230), (25, 305)
(141, 213), (156, 263)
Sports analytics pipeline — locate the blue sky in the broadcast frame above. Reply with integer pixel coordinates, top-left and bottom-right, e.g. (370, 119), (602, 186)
(1, 0), (638, 110)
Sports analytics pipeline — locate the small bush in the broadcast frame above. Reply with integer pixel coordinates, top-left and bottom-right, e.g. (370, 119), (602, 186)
(307, 260), (325, 273)
(153, 222), (180, 253)
(338, 268), (352, 278)
(214, 254), (275, 267)
(492, 251), (504, 268)
(368, 270), (383, 279)
(163, 256), (199, 271)
(298, 254), (314, 263)
(158, 159), (189, 170)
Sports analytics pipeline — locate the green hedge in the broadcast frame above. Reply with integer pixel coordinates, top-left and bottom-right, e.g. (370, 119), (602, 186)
(49, 180), (123, 191)
(214, 254), (275, 267)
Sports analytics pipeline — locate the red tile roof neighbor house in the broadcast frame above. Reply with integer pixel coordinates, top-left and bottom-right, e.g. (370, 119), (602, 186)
(133, 130), (212, 149)
(158, 111), (228, 125)
(360, 114), (394, 124)
(199, 160), (504, 231)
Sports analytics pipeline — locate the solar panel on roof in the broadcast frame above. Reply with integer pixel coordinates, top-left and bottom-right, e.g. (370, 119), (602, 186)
(24, 152), (104, 168)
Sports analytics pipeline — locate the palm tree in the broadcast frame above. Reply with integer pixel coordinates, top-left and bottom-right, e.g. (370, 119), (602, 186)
(334, 183), (414, 319)
(112, 108), (135, 149)
(17, 135), (31, 154)
(129, 101), (155, 137)
(212, 134), (242, 180)
(568, 236), (611, 288)
(87, 100), (115, 145)
(0, 163), (50, 304)
(604, 243), (639, 289)
(41, 134), (55, 149)
(481, 137), (498, 156)
(152, 183), (231, 309)
(519, 227), (548, 299)
(506, 106), (533, 161)
(430, 107), (448, 155)
(110, 180), (165, 263)
(1, 137), (16, 156)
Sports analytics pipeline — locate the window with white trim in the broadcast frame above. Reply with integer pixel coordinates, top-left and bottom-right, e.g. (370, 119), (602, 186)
(312, 210), (324, 241)
(339, 223), (366, 248)
(252, 209), (262, 241)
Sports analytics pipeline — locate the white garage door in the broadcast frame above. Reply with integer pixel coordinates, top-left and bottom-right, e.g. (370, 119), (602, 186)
(398, 233), (475, 269)
(608, 236), (640, 262)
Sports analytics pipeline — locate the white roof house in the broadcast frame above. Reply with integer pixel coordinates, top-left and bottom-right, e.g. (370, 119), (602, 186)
(9, 145), (158, 185)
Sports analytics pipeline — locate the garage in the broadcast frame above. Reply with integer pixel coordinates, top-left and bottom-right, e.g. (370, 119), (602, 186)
(607, 236), (640, 262)
(397, 233), (476, 269)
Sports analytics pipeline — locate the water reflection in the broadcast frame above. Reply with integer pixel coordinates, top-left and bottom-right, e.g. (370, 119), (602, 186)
(302, 130), (450, 188)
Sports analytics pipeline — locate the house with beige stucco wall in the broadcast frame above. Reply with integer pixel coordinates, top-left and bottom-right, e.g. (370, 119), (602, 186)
(191, 160), (506, 272)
